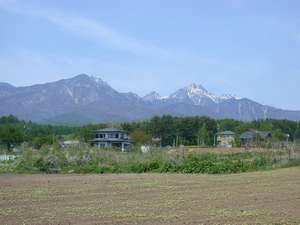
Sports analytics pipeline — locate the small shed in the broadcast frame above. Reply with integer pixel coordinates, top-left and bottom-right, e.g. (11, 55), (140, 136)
(61, 140), (80, 148)
(216, 131), (235, 148)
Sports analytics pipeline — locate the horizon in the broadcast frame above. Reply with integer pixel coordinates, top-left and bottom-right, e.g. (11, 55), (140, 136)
(1, 73), (238, 97)
(1, 0), (300, 110)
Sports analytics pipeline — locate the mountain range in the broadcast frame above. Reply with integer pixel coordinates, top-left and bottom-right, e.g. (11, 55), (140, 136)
(1, 74), (300, 125)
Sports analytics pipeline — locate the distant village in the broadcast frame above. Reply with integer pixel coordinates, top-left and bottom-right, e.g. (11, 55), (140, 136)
(0, 115), (298, 156)
(84, 127), (289, 152)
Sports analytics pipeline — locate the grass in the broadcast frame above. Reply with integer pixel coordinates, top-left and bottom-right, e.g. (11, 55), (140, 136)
(1, 144), (300, 174)
(1, 167), (300, 224)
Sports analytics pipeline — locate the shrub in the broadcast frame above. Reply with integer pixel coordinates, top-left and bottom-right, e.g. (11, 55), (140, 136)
(2, 144), (298, 174)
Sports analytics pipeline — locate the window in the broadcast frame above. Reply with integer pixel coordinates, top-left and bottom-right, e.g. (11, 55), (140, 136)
(96, 133), (105, 138)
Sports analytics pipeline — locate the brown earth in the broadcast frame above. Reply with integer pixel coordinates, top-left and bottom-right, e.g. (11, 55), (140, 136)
(1, 168), (300, 225)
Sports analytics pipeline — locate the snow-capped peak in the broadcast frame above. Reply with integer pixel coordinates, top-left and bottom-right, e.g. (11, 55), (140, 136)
(186, 83), (209, 97)
(170, 83), (215, 100)
(169, 83), (240, 104)
(143, 91), (162, 102)
(141, 83), (241, 105)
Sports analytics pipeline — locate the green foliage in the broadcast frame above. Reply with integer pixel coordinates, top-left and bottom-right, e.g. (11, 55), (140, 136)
(6, 143), (298, 174)
(122, 115), (217, 146)
(294, 122), (300, 141)
(0, 115), (20, 124)
(32, 135), (58, 149)
(271, 129), (286, 142)
(197, 125), (209, 146)
(218, 119), (243, 132)
(0, 124), (24, 150)
(1, 115), (299, 150)
(130, 129), (151, 144)
(16, 143), (67, 173)
(16, 143), (37, 171)
(77, 123), (107, 142)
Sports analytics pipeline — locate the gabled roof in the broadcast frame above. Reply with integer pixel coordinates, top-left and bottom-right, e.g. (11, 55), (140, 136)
(259, 131), (271, 139)
(240, 130), (271, 140)
(240, 131), (255, 139)
(216, 131), (235, 136)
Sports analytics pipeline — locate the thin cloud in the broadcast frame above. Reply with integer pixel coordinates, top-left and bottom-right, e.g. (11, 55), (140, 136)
(0, 0), (169, 58)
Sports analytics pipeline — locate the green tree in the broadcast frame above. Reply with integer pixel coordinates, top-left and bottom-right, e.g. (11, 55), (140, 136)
(77, 124), (107, 142)
(0, 115), (20, 124)
(130, 129), (151, 144)
(197, 125), (209, 146)
(271, 129), (286, 142)
(294, 122), (300, 141)
(32, 135), (57, 149)
(0, 125), (24, 150)
(218, 119), (242, 132)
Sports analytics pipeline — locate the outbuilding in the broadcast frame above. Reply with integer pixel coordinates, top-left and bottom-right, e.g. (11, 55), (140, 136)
(216, 131), (235, 148)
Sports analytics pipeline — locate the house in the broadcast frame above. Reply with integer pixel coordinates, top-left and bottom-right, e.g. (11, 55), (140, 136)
(240, 130), (271, 146)
(216, 131), (235, 148)
(90, 128), (131, 152)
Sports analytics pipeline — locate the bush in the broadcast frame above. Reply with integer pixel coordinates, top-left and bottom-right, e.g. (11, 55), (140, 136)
(2, 144), (298, 174)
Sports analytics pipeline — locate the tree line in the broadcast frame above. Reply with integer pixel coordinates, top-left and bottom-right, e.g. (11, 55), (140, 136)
(121, 116), (300, 146)
(1, 114), (300, 151)
(0, 115), (76, 150)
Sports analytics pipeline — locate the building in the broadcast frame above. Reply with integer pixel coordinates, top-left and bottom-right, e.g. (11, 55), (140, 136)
(216, 131), (235, 148)
(239, 130), (271, 146)
(61, 140), (80, 148)
(90, 128), (131, 151)
(141, 144), (150, 153)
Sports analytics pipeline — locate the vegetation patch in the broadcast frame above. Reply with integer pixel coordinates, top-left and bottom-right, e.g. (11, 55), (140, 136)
(2, 143), (298, 174)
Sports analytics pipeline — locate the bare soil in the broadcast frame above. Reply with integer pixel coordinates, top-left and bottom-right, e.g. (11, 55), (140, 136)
(1, 168), (300, 225)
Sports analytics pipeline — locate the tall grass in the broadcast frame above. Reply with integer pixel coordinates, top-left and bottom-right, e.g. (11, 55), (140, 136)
(1, 143), (299, 174)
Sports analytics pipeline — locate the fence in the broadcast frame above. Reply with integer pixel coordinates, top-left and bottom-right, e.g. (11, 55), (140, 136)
(0, 154), (16, 161)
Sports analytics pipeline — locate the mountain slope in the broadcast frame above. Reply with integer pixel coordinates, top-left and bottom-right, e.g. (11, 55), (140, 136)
(0, 74), (299, 124)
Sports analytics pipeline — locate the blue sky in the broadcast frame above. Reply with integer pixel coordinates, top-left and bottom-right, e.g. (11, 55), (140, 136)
(0, 0), (300, 109)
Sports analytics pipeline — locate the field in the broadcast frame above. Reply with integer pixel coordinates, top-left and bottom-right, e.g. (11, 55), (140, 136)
(187, 147), (266, 154)
(1, 168), (300, 225)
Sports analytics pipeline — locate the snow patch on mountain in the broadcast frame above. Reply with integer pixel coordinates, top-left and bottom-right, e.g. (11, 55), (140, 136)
(168, 83), (240, 104)
(2, 74), (299, 123)
(143, 83), (241, 105)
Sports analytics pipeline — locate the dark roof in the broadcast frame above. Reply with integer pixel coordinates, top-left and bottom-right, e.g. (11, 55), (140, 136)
(240, 130), (270, 140)
(94, 128), (126, 133)
(216, 131), (235, 136)
(240, 131), (255, 139)
(259, 131), (271, 139)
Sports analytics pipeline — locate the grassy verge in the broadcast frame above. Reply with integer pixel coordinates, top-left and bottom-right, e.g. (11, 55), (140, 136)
(1, 144), (299, 174)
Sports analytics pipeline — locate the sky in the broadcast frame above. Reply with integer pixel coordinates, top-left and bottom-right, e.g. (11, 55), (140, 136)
(0, 0), (300, 110)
